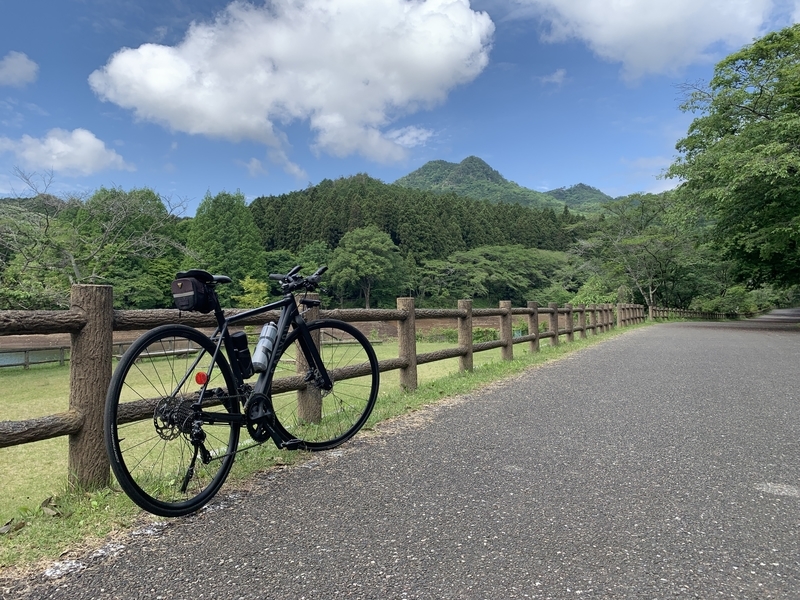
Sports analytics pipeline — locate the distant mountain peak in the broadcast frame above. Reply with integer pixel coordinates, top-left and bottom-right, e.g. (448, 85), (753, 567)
(394, 156), (611, 213)
(394, 156), (507, 189)
(544, 183), (613, 208)
(451, 156), (507, 185)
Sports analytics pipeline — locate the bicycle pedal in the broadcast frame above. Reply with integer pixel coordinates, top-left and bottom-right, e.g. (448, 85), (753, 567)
(281, 439), (305, 451)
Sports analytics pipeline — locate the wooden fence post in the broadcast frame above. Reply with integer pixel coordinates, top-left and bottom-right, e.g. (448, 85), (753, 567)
(68, 284), (112, 491)
(458, 299), (473, 372)
(527, 301), (539, 352)
(549, 303), (559, 346)
(397, 297), (417, 391)
(617, 303), (623, 328)
(577, 304), (587, 339)
(500, 300), (513, 361)
(565, 304), (574, 342)
(589, 304), (598, 336)
(297, 293), (321, 423)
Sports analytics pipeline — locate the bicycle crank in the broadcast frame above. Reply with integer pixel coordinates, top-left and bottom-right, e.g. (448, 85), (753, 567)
(243, 392), (275, 443)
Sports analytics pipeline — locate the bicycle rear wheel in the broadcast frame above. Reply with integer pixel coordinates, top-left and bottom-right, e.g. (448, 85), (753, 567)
(104, 325), (241, 517)
(268, 319), (379, 450)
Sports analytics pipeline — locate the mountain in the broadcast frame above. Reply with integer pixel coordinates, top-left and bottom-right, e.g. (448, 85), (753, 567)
(393, 156), (565, 211)
(544, 183), (614, 213)
(394, 156), (612, 213)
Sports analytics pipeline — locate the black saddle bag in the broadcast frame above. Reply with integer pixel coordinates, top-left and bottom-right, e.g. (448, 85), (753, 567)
(171, 277), (213, 313)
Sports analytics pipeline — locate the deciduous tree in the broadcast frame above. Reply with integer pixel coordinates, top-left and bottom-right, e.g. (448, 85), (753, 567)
(668, 24), (800, 286)
(328, 225), (402, 308)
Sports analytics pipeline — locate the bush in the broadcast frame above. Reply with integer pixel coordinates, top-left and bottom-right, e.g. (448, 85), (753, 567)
(416, 328), (458, 343)
(570, 275), (617, 306)
(415, 326), (500, 343)
(473, 327), (499, 342)
(689, 285), (758, 314)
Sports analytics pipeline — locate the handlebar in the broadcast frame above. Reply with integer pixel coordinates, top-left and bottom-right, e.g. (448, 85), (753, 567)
(269, 265), (327, 293)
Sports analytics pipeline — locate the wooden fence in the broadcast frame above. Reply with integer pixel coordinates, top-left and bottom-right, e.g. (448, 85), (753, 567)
(0, 285), (650, 490)
(649, 306), (752, 320)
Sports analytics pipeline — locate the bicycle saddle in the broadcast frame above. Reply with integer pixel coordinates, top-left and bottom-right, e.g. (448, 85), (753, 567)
(176, 269), (232, 285)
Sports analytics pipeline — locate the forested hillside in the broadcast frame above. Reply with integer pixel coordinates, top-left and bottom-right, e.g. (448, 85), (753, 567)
(249, 173), (580, 258)
(248, 174), (587, 308)
(394, 156), (567, 211)
(544, 183), (614, 213)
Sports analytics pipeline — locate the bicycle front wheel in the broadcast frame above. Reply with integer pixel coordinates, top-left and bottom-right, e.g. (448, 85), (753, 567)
(104, 325), (241, 517)
(268, 319), (379, 450)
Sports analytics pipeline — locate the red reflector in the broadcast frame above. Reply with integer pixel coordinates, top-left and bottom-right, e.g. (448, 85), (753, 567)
(195, 372), (209, 385)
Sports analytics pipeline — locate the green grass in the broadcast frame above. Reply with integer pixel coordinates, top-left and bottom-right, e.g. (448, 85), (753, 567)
(0, 324), (645, 572)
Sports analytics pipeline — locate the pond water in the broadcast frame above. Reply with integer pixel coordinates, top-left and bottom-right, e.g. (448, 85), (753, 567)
(0, 347), (69, 367)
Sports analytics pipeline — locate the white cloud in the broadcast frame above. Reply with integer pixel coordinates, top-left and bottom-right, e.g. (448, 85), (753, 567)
(538, 68), (566, 86)
(243, 157), (267, 177)
(0, 51), (39, 88)
(0, 128), (134, 176)
(508, 0), (774, 79)
(385, 126), (435, 148)
(89, 0), (494, 168)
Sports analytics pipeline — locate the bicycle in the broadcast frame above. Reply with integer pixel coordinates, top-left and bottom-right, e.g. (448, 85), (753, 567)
(104, 265), (379, 517)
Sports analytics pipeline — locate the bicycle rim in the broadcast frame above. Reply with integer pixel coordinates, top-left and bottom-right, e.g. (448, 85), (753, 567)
(104, 325), (241, 517)
(268, 320), (379, 450)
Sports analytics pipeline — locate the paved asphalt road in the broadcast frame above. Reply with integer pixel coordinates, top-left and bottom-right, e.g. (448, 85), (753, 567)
(4, 314), (800, 599)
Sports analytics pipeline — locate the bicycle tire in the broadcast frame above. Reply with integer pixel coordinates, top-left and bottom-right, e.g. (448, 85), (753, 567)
(267, 319), (379, 450)
(104, 324), (241, 517)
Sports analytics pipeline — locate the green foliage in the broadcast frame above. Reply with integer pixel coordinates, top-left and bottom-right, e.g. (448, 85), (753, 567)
(110, 257), (179, 309)
(668, 24), (800, 286)
(186, 191), (267, 305)
(579, 192), (696, 307)
(232, 276), (271, 308)
(416, 245), (570, 306)
(415, 326), (501, 344)
(0, 187), (183, 309)
(532, 284), (574, 307)
(545, 183), (615, 213)
(689, 285), (758, 314)
(570, 275), (617, 306)
(328, 225), (403, 308)
(249, 173), (577, 267)
(297, 241), (331, 274)
(690, 284), (794, 314)
(395, 156), (567, 211)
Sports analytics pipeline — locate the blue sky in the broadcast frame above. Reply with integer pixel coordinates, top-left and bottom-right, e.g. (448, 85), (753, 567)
(1, 0), (798, 215)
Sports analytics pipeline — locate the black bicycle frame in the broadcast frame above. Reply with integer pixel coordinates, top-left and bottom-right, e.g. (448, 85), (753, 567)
(194, 291), (333, 430)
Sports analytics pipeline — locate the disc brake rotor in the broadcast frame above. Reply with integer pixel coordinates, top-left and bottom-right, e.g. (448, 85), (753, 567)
(153, 395), (194, 440)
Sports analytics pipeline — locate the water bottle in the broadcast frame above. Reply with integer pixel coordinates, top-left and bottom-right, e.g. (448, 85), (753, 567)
(252, 322), (278, 372)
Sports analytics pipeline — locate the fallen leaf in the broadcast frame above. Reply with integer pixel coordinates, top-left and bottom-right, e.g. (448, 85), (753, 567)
(0, 519), (25, 535)
(40, 496), (63, 517)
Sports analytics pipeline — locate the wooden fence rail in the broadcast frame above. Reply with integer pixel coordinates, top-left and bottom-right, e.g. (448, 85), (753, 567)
(0, 284), (657, 490)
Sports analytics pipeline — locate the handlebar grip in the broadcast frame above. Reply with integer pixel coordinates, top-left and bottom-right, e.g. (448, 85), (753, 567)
(287, 265), (301, 278)
(268, 273), (284, 281)
(312, 265), (328, 278)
